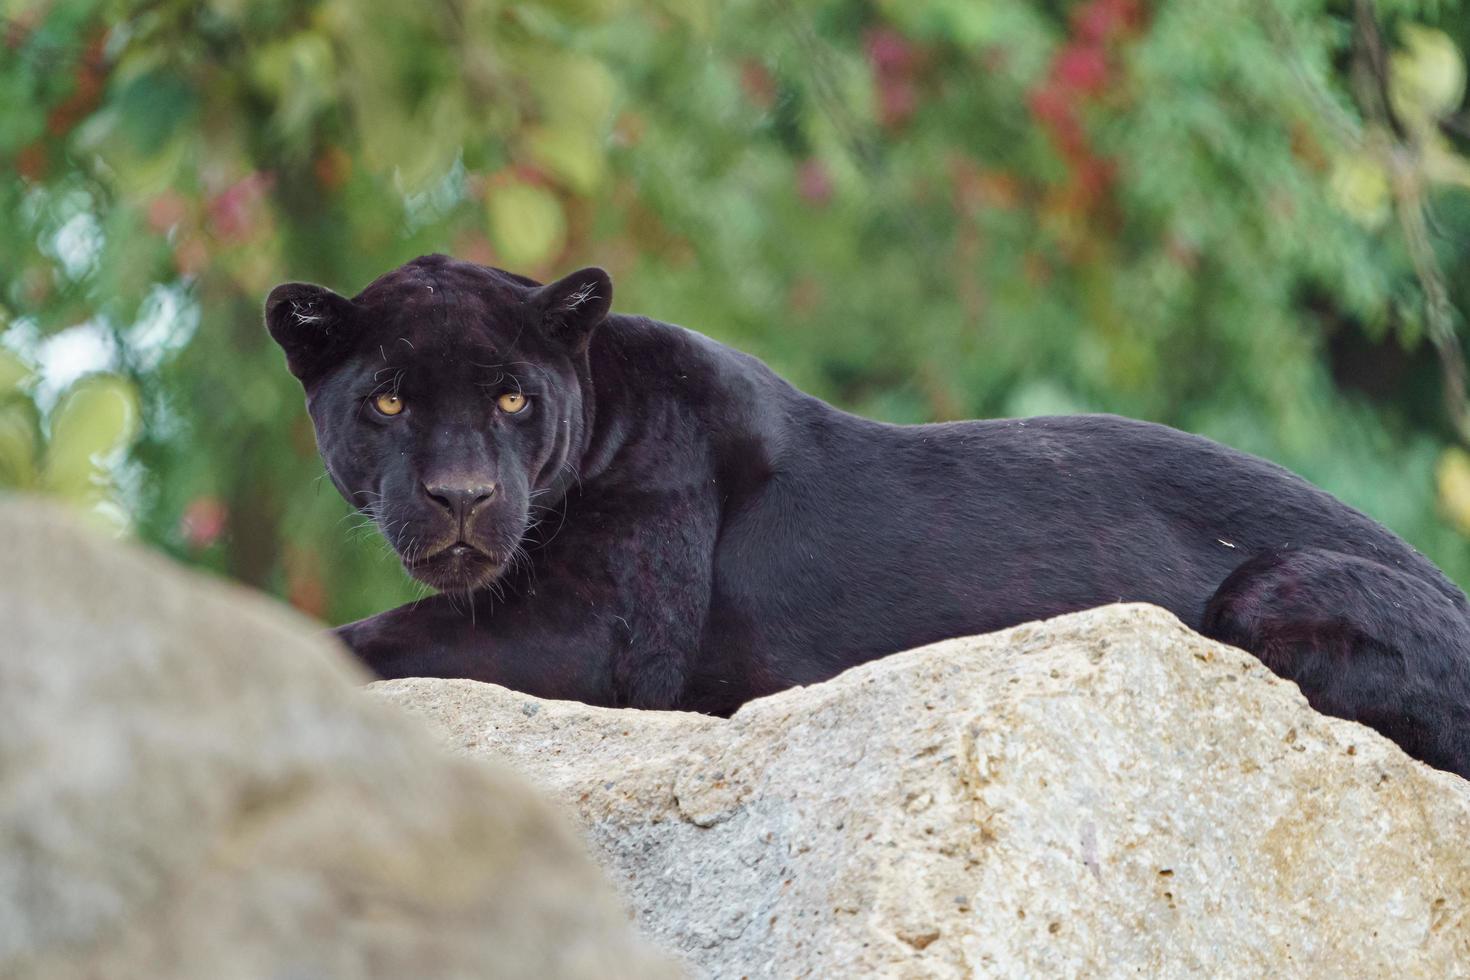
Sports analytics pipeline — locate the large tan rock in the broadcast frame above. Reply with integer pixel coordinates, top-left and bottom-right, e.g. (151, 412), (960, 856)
(375, 604), (1470, 979)
(0, 501), (674, 980)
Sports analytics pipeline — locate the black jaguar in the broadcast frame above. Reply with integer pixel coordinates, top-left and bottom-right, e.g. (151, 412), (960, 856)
(267, 254), (1470, 778)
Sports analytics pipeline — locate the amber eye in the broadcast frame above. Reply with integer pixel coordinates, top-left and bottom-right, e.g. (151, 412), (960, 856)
(497, 391), (528, 414)
(373, 393), (405, 416)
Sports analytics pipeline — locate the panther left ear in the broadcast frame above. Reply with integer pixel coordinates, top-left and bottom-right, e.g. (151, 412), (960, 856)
(531, 267), (612, 353)
(264, 281), (357, 383)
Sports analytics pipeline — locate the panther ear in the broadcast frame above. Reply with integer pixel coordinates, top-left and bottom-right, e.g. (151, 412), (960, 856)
(264, 282), (357, 383)
(530, 267), (612, 353)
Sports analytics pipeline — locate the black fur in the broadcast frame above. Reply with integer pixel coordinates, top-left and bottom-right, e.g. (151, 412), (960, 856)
(268, 254), (1470, 779)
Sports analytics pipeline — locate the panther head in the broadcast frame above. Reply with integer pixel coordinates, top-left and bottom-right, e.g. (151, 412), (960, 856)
(265, 254), (611, 593)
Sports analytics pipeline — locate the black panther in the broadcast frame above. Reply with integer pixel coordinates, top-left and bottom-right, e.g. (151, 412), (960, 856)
(266, 253), (1470, 778)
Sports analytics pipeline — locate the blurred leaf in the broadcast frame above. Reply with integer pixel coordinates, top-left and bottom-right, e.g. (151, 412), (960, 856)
(653, 0), (715, 36)
(0, 400), (40, 489)
(1391, 25), (1467, 127)
(356, 91), (466, 191)
(112, 67), (197, 156)
(404, 92), (470, 190)
(1438, 447), (1470, 536)
(0, 350), (33, 393)
(1423, 136), (1470, 189)
(1329, 155), (1392, 227)
(105, 133), (193, 198)
(486, 179), (567, 268)
(251, 31), (338, 143)
(526, 125), (605, 193)
(43, 375), (141, 498)
(525, 51), (617, 129)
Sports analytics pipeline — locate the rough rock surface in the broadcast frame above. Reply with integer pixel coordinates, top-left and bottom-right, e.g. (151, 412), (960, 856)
(376, 604), (1470, 979)
(0, 501), (674, 980)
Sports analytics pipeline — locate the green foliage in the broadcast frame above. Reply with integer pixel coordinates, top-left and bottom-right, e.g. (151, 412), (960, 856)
(4, 0), (1470, 619)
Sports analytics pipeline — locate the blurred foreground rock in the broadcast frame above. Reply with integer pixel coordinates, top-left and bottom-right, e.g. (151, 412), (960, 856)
(377, 604), (1470, 979)
(0, 501), (674, 980)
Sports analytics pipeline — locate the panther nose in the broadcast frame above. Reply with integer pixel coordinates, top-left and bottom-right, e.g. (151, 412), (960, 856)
(423, 482), (496, 524)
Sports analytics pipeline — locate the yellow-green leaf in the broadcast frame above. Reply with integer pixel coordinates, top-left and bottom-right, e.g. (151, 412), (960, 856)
(486, 180), (567, 268)
(1422, 136), (1470, 191)
(524, 52), (617, 129)
(1437, 447), (1470, 536)
(1391, 26), (1467, 127)
(654, 0), (715, 35)
(108, 134), (192, 199)
(526, 125), (605, 194)
(1328, 155), (1391, 228)
(251, 31), (338, 141)
(0, 350), (32, 393)
(0, 400), (39, 489)
(43, 375), (141, 498)
(356, 93), (464, 192)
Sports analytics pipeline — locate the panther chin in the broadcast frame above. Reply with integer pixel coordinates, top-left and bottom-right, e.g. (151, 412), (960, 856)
(405, 542), (503, 592)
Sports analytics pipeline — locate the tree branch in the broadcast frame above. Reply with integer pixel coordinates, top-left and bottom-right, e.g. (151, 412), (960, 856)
(1354, 0), (1470, 444)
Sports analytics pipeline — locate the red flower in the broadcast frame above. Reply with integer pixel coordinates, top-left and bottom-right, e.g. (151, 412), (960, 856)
(864, 26), (922, 129)
(1054, 43), (1109, 95)
(864, 27), (915, 75)
(207, 172), (274, 242)
(797, 159), (834, 205)
(180, 496), (228, 550)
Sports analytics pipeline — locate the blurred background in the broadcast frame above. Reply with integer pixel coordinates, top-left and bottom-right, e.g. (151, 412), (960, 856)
(3, 0), (1470, 624)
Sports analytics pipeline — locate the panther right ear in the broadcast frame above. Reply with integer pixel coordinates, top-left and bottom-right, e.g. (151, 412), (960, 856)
(530, 267), (613, 354)
(264, 282), (357, 383)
